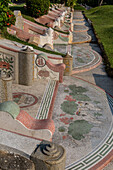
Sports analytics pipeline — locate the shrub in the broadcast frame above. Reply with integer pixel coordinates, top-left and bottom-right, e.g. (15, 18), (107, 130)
(65, 0), (77, 8)
(0, 0), (16, 31)
(26, 0), (50, 18)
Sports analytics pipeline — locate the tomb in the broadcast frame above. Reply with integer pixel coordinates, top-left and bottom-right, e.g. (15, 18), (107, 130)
(0, 45), (65, 141)
(7, 11), (54, 47)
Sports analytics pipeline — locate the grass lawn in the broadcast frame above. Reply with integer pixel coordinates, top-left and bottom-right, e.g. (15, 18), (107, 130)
(85, 5), (113, 74)
(74, 4), (86, 11)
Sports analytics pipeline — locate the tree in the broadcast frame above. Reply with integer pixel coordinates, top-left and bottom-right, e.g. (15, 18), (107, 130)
(26, 0), (50, 18)
(66, 0), (77, 8)
(0, 0), (15, 31)
(99, 0), (104, 6)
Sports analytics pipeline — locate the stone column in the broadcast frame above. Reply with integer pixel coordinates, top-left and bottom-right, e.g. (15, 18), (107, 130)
(19, 46), (34, 86)
(63, 52), (73, 76)
(0, 72), (13, 103)
(30, 140), (66, 170)
(69, 31), (73, 43)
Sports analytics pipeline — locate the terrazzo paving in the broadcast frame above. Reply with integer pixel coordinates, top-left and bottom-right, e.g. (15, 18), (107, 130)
(12, 79), (49, 118)
(72, 32), (91, 43)
(54, 44), (101, 73)
(53, 11), (113, 169)
(74, 24), (89, 32)
(0, 10), (112, 170)
(73, 12), (84, 19)
(52, 76), (113, 169)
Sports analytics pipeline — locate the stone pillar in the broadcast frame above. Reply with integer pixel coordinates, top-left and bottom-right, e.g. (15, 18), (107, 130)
(30, 140), (66, 170)
(63, 52), (73, 76)
(47, 28), (54, 49)
(69, 31), (73, 43)
(0, 72), (13, 103)
(19, 46), (34, 86)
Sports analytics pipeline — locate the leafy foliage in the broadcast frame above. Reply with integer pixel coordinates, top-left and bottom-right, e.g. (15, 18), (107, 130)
(77, 0), (113, 7)
(26, 0), (50, 18)
(65, 0), (77, 7)
(0, 0), (15, 30)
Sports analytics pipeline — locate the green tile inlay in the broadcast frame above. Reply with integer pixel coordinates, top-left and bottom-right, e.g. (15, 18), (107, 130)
(37, 80), (56, 119)
(84, 155), (101, 164)
(106, 133), (113, 144)
(69, 163), (84, 170)
(99, 144), (109, 156)
(100, 145), (113, 157)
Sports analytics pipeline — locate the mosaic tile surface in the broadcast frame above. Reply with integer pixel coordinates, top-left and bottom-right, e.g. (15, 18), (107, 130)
(52, 76), (113, 168)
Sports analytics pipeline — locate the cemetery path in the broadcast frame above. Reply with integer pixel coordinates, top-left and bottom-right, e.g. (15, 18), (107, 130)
(53, 11), (113, 170)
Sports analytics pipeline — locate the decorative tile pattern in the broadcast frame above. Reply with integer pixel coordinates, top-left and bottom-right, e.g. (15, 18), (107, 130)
(66, 132), (113, 170)
(36, 80), (56, 119)
(52, 76), (113, 169)
(13, 92), (38, 108)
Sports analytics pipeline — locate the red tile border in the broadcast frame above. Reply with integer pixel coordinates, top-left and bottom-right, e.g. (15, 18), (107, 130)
(16, 110), (55, 134)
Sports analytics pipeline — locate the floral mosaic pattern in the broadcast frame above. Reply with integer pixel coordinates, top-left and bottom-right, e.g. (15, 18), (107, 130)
(53, 77), (112, 148)
(53, 45), (95, 69)
(0, 52), (14, 77)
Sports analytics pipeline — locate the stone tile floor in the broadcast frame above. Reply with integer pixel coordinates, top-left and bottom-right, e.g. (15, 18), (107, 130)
(53, 11), (113, 169)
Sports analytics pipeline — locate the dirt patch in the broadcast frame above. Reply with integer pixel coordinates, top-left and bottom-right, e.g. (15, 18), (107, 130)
(0, 150), (34, 170)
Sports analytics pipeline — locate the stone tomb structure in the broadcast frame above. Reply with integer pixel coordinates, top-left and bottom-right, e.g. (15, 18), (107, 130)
(7, 11), (54, 47)
(35, 8), (73, 44)
(0, 44), (65, 141)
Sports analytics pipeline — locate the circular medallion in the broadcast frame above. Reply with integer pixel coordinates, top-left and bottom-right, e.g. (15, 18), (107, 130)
(35, 56), (46, 67)
(13, 92), (38, 108)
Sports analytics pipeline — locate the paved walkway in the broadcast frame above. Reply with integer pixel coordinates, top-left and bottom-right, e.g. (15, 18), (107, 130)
(53, 11), (113, 169)
(0, 11), (113, 170)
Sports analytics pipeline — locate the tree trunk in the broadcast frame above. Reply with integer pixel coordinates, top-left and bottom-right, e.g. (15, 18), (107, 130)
(99, 0), (104, 6)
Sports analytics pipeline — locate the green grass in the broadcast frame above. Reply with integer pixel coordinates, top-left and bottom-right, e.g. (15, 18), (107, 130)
(85, 5), (113, 73)
(74, 4), (86, 11)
